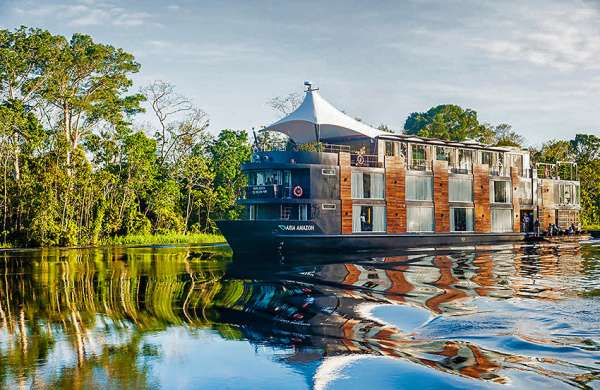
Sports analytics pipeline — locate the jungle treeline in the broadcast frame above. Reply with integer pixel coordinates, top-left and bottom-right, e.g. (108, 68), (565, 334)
(0, 27), (250, 247)
(0, 27), (598, 247)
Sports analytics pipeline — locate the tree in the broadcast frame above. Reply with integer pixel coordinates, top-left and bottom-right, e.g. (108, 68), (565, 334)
(208, 130), (251, 226)
(267, 92), (302, 116)
(404, 104), (490, 142)
(142, 80), (210, 167)
(39, 33), (144, 166)
(491, 123), (525, 147)
(377, 123), (395, 133)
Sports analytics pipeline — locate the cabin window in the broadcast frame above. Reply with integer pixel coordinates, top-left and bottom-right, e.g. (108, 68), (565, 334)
(557, 183), (579, 205)
(458, 149), (473, 172)
(248, 204), (280, 220)
(322, 168), (336, 176)
(410, 144), (427, 170)
(519, 180), (533, 204)
(491, 180), (511, 203)
(299, 204), (309, 220)
(280, 204), (311, 221)
(507, 154), (523, 176)
(248, 169), (291, 187)
(351, 172), (384, 199)
(492, 208), (513, 232)
(406, 175), (433, 201)
(436, 146), (450, 161)
(450, 208), (474, 232)
(385, 141), (395, 157)
(481, 151), (492, 166)
(449, 177), (473, 202)
(407, 206), (434, 232)
(352, 205), (386, 233)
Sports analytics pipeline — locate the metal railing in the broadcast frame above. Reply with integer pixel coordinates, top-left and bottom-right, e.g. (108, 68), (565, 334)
(490, 165), (509, 177)
(408, 158), (431, 171)
(244, 185), (294, 199)
(351, 153), (382, 167)
(322, 143), (351, 153)
(536, 162), (578, 181)
(449, 164), (472, 174)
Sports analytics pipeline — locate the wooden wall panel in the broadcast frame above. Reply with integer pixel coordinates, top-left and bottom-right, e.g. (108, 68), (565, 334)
(538, 179), (556, 231)
(510, 167), (521, 232)
(339, 152), (353, 234)
(473, 164), (491, 233)
(539, 208), (556, 231)
(433, 160), (449, 232)
(385, 155), (406, 233)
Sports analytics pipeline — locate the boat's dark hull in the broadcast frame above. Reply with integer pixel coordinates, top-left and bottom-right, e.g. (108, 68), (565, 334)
(217, 220), (527, 254)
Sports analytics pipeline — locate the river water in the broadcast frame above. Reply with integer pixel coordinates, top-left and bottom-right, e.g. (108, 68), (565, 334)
(0, 241), (599, 389)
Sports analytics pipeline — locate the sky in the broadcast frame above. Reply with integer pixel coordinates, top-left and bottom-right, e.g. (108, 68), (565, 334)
(1, 0), (599, 146)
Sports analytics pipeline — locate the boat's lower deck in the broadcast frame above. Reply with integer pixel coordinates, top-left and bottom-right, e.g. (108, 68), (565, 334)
(217, 220), (529, 254)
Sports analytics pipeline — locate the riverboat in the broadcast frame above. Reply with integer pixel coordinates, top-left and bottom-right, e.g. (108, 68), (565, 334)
(217, 83), (581, 253)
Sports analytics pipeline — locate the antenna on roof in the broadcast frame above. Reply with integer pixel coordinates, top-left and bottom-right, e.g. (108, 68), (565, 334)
(304, 80), (318, 92)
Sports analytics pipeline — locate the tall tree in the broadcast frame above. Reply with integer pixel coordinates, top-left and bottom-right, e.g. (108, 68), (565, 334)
(404, 104), (491, 142)
(39, 33), (144, 166)
(267, 92), (302, 116)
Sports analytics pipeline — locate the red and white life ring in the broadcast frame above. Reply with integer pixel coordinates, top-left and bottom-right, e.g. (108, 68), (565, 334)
(293, 185), (303, 197)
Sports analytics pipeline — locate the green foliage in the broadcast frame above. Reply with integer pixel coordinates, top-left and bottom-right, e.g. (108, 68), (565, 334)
(534, 134), (600, 227)
(404, 104), (491, 142)
(0, 27), (251, 247)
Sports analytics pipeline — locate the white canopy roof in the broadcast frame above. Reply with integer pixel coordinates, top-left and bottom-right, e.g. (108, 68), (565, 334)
(262, 85), (386, 144)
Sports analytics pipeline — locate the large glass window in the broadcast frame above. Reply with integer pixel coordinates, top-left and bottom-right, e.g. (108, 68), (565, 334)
(492, 208), (513, 232)
(481, 151), (492, 166)
(458, 149), (473, 171)
(449, 177), (473, 202)
(248, 204), (281, 220)
(491, 180), (511, 203)
(351, 172), (384, 199)
(450, 208), (474, 232)
(280, 204), (311, 221)
(248, 170), (291, 186)
(519, 180), (533, 204)
(406, 175), (433, 201)
(557, 183), (579, 205)
(385, 141), (395, 157)
(407, 207), (434, 232)
(410, 144), (427, 170)
(352, 205), (386, 232)
(436, 146), (450, 161)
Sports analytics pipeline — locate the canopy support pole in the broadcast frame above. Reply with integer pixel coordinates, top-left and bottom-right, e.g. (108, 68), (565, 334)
(314, 123), (321, 151)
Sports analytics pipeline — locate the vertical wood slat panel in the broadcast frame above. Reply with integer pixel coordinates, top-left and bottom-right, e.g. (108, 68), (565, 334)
(433, 160), (449, 232)
(539, 179), (556, 231)
(339, 152), (353, 234)
(385, 156), (406, 233)
(511, 167), (521, 232)
(473, 164), (491, 233)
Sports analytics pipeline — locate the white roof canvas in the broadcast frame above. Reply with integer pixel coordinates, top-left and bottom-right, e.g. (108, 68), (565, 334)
(262, 85), (386, 144)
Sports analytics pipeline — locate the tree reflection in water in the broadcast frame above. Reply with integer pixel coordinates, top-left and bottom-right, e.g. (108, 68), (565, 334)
(0, 243), (599, 388)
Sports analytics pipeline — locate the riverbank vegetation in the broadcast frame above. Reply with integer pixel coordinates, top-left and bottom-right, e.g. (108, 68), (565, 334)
(100, 232), (224, 246)
(0, 27), (249, 247)
(0, 27), (598, 247)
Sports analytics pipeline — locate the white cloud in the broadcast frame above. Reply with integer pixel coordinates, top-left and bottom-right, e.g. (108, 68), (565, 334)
(12, 0), (155, 28)
(142, 39), (266, 64)
(472, 3), (600, 71)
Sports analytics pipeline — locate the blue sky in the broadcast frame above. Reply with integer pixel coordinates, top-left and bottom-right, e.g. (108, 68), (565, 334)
(1, 0), (599, 145)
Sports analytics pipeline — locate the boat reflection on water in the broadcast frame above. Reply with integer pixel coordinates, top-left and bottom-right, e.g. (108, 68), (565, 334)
(0, 242), (599, 388)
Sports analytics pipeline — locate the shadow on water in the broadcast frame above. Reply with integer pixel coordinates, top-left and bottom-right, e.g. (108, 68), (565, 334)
(1, 241), (600, 388)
